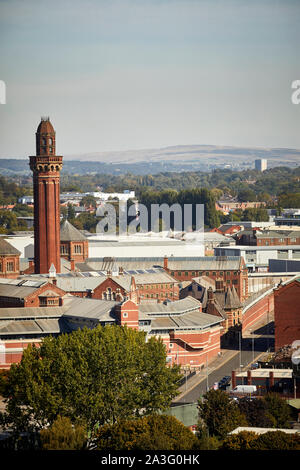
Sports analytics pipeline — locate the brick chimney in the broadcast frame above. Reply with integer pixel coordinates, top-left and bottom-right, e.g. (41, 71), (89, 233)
(119, 266), (124, 276)
(164, 255), (168, 270)
(232, 370), (236, 389)
(70, 259), (75, 272)
(247, 369), (252, 385)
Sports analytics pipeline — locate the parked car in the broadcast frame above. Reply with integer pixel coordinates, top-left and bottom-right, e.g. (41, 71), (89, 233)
(218, 376), (231, 389)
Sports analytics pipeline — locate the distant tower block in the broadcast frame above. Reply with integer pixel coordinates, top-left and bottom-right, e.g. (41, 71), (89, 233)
(255, 159), (267, 172)
(29, 117), (63, 274)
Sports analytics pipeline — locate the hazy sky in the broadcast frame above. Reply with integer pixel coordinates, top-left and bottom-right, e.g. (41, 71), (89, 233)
(0, 0), (299, 157)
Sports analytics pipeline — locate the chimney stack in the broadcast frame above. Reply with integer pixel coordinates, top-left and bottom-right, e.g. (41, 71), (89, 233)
(164, 255), (168, 270)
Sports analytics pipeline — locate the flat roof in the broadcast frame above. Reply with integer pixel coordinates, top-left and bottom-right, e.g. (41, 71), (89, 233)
(230, 427), (300, 435)
(237, 369), (293, 378)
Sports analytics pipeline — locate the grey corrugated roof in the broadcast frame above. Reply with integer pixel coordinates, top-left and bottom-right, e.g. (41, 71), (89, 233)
(0, 318), (64, 335)
(167, 256), (242, 271)
(139, 296), (201, 317)
(131, 272), (177, 285)
(0, 306), (67, 319)
(55, 271), (177, 293)
(192, 276), (215, 289)
(256, 230), (300, 239)
(82, 256), (243, 272)
(0, 238), (21, 255)
(0, 279), (47, 299)
(150, 310), (223, 330)
(62, 296), (119, 320)
(60, 220), (87, 241)
(55, 276), (104, 292)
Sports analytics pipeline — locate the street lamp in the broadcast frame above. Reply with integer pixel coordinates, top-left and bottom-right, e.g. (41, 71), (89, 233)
(250, 329), (254, 363)
(239, 330), (242, 372)
(206, 353), (209, 392)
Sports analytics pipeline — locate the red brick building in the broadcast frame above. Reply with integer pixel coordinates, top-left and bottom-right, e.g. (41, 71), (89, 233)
(93, 275), (137, 303)
(274, 278), (300, 351)
(0, 279), (65, 308)
(236, 229), (300, 247)
(55, 269), (179, 304)
(163, 256), (248, 302)
(29, 117), (63, 274)
(0, 239), (20, 279)
(138, 297), (222, 367)
(60, 220), (89, 264)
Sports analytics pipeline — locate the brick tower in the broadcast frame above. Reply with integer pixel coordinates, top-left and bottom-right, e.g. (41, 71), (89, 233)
(29, 117), (63, 274)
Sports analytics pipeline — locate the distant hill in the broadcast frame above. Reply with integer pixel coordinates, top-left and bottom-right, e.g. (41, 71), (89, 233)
(0, 145), (300, 175)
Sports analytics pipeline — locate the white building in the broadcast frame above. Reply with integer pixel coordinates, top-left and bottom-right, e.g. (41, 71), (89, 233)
(255, 159), (267, 172)
(214, 244), (300, 272)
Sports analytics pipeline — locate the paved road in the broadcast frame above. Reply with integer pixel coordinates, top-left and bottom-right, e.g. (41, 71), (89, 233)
(176, 336), (273, 404)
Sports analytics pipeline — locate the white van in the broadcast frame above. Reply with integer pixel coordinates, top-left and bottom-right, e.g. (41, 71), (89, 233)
(231, 385), (257, 394)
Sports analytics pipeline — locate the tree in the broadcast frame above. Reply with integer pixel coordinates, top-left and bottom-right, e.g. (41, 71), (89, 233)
(67, 203), (76, 220)
(237, 189), (257, 202)
(197, 390), (248, 440)
(95, 415), (199, 451)
(0, 210), (19, 233)
(262, 393), (292, 428)
(253, 431), (300, 450)
(80, 195), (97, 208)
(221, 430), (258, 450)
(40, 416), (87, 450)
(241, 208), (269, 222)
(12, 204), (33, 217)
(0, 325), (181, 437)
(237, 397), (276, 428)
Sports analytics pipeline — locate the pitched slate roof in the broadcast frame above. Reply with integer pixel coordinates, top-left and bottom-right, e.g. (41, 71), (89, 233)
(0, 238), (21, 256)
(0, 278), (47, 299)
(60, 220), (87, 242)
(224, 287), (242, 309)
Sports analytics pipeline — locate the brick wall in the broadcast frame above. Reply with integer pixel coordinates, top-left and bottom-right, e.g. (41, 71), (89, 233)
(274, 281), (300, 350)
(242, 291), (274, 333)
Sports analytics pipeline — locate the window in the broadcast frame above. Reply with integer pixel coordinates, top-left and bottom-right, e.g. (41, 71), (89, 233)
(185, 272), (189, 276)
(74, 244), (82, 254)
(192, 271), (195, 276)
(6, 261), (14, 272)
(169, 343), (173, 348)
(212, 272), (216, 276)
(206, 272), (209, 276)
(178, 272), (182, 276)
(123, 312), (128, 318)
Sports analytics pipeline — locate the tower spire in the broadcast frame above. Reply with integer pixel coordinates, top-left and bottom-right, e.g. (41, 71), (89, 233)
(29, 117), (63, 274)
